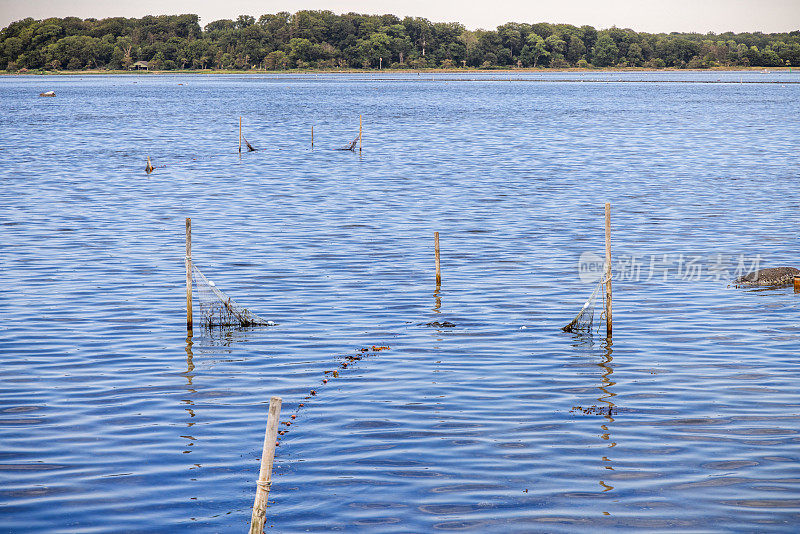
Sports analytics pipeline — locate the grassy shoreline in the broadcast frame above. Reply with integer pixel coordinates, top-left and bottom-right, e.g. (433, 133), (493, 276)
(1, 65), (794, 76)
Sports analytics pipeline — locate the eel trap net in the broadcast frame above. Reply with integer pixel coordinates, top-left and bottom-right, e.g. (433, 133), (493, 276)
(191, 263), (274, 328)
(562, 277), (608, 334)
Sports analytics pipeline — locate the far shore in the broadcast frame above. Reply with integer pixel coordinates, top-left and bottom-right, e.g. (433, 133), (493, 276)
(1, 65), (795, 76)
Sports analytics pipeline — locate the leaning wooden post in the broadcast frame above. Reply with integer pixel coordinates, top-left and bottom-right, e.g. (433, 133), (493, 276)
(185, 218), (193, 332)
(239, 117), (242, 153)
(359, 115), (362, 152)
(249, 396), (282, 534)
(434, 231), (441, 287)
(604, 203), (612, 337)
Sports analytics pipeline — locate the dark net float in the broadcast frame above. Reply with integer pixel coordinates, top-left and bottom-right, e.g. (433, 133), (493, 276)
(733, 266), (800, 287)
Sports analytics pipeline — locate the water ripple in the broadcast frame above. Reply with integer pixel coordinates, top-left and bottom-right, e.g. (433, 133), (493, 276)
(1, 72), (799, 532)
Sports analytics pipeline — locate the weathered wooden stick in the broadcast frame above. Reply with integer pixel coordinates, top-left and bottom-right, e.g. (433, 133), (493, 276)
(794, 276), (800, 293)
(249, 396), (282, 534)
(145, 156), (154, 174)
(311, 125), (314, 148)
(239, 117), (242, 153)
(185, 218), (193, 332)
(434, 231), (441, 287)
(359, 115), (362, 152)
(604, 203), (612, 337)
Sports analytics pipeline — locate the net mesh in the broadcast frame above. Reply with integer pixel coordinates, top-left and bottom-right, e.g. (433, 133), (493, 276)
(191, 263), (274, 328)
(562, 277), (608, 334)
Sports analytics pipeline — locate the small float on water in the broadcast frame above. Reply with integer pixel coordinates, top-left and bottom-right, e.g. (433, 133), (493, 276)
(733, 266), (800, 288)
(38, 91), (55, 97)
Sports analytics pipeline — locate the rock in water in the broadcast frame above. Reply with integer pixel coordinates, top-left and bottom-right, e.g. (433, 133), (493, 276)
(733, 266), (800, 287)
(39, 91), (56, 97)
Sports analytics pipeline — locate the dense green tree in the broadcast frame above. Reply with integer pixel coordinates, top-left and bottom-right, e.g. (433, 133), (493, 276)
(580, 25), (598, 51)
(459, 30), (480, 66)
(545, 34), (567, 56)
(627, 43), (644, 66)
(592, 34), (619, 66)
(520, 33), (548, 67)
(498, 23), (523, 58)
(566, 35), (586, 63)
(1, 12), (798, 71)
(184, 38), (213, 69)
(265, 50), (288, 69)
(529, 23), (553, 39)
(43, 35), (102, 69)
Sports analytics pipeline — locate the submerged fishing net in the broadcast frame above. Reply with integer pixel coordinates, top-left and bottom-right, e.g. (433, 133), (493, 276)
(562, 277), (608, 334)
(242, 135), (257, 152)
(337, 136), (359, 151)
(191, 263), (274, 328)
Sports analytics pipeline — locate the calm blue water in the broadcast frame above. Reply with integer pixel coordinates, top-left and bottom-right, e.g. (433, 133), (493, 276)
(1, 72), (800, 532)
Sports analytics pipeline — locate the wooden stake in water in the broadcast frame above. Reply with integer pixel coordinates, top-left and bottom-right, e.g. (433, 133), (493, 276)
(145, 156), (154, 174)
(239, 117), (242, 153)
(359, 115), (362, 152)
(604, 203), (612, 338)
(434, 231), (441, 287)
(311, 125), (314, 148)
(249, 396), (282, 534)
(185, 218), (193, 332)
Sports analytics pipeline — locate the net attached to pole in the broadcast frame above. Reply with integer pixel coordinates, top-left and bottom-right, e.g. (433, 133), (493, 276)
(562, 277), (608, 334)
(191, 263), (274, 328)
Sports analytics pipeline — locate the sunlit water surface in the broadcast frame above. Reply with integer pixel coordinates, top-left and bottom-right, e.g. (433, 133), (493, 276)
(1, 71), (800, 532)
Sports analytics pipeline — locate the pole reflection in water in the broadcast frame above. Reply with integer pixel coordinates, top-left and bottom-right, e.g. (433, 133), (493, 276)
(597, 338), (616, 496)
(433, 231), (441, 312)
(184, 333), (195, 386)
(182, 334), (197, 455)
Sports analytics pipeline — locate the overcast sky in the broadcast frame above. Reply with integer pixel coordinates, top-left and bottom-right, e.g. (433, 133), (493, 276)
(1, 0), (798, 34)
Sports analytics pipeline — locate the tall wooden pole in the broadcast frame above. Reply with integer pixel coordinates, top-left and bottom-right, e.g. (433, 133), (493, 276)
(249, 396), (282, 534)
(239, 117), (242, 153)
(359, 115), (362, 152)
(604, 203), (612, 338)
(185, 218), (193, 332)
(434, 231), (441, 287)
(311, 125), (314, 148)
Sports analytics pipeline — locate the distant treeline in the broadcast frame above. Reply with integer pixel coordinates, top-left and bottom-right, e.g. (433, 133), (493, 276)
(2, 12), (800, 71)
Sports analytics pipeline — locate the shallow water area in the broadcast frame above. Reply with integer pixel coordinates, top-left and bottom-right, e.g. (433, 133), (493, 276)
(1, 71), (800, 532)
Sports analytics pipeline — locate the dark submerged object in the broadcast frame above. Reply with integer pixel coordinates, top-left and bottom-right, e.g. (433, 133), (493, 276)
(733, 266), (800, 287)
(425, 321), (456, 328)
(242, 136), (256, 151)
